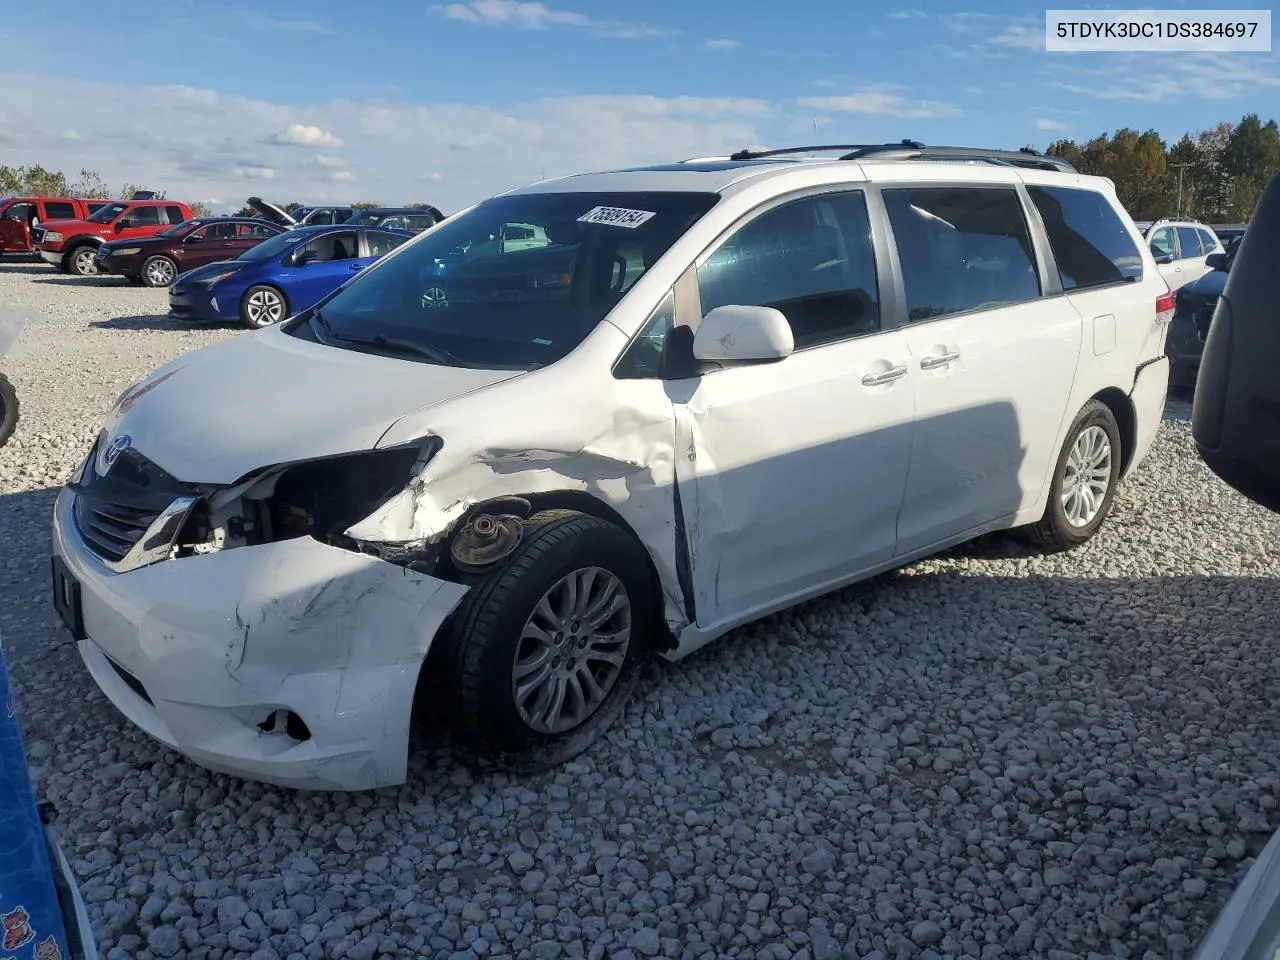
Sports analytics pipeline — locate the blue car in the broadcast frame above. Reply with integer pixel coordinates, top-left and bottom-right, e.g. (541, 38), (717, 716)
(167, 224), (414, 329)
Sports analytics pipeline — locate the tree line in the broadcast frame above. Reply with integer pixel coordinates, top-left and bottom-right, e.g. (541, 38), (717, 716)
(1041, 112), (1280, 223)
(0, 164), (213, 217)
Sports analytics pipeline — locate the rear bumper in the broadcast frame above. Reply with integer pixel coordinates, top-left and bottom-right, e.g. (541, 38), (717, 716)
(52, 485), (470, 790)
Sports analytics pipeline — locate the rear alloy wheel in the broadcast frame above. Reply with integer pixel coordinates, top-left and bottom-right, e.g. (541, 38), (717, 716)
(240, 285), (288, 329)
(1026, 399), (1122, 552)
(141, 255), (176, 288)
(67, 246), (99, 276)
(0, 373), (18, 449)
(437, 509), (654, 769)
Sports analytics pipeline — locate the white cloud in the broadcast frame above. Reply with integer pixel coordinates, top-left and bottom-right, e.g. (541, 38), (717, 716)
(706, 39), (740, 51)
(795, 86), (961, 119)
(888, 8), (926, 18)
(313, 155), (347, 168)
(0, 72), (766, 210)
(1036, 118), (1069, 132)
(234, 164), (275, 180)
(328, 170), (356, 183)
(433, 0), (667, 38)
(989, 25), (1043, 50)
(265, 123), (344, 148)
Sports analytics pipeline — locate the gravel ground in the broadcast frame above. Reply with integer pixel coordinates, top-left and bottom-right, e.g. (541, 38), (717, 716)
(3, 258), (1280, 960)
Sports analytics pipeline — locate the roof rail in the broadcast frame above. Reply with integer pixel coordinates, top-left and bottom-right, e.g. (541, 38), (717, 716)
(723, 140), (1076, 173)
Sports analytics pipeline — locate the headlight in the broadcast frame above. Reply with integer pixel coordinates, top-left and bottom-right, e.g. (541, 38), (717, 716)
(114, 247), (142, 256)
(199, 270), (238, 288)
(42, 231), (63, 243)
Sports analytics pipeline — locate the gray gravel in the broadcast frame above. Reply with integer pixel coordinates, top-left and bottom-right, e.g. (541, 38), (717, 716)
(3, 258), (1280, 960)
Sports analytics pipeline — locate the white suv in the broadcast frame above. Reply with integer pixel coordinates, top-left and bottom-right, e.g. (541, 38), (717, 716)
(1135, 216), (1224, 292)
(51, 142), (1173, 790)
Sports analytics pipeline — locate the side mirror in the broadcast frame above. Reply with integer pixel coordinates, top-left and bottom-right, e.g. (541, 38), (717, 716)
(693, 305), (794, 364)
(1205, 252), (1228, 271)
(113, 220), (128, 233)
(295, 249), (320, 265)
(1152, 250), (1175, 265)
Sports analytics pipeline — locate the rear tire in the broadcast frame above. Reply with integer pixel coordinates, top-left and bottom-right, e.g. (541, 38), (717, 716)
(141, 255), (177, 288)
(239, 285), (288, 328)
(1026, 399), (1122, 552)
(436, 509), (654, 770)
(0, 373), (18, 449)
(65, 245), (99, 276)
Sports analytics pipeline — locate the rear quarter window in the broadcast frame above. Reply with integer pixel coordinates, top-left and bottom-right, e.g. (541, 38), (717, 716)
(1026, 185), (1143, 290)
(44, 201), (75, 219)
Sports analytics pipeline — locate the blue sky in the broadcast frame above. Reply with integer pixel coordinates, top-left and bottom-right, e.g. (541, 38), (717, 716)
(0, 0), (1276, 212)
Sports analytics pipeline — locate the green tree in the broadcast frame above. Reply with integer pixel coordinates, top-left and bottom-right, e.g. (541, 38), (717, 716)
(187, 201), (213, 218)
(1045, 138), (1086, 171)
(1223, 113), (1280, 221)
(70, 169), (110, 198)
(119, 182), (166, 200)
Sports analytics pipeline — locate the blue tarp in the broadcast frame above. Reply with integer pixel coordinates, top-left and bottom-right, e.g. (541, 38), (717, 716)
(0, 638), (72, 960)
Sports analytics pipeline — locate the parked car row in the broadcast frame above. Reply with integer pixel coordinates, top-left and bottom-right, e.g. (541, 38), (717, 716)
(0, 192), (447, 331)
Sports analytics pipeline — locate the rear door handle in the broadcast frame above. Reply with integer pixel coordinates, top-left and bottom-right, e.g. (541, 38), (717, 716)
(861, 364), (908, 386)
(920, 352), (960, 370)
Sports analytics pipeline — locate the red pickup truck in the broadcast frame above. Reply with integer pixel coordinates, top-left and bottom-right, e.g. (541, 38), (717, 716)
(33, 196), (195, 275)
(0, 197), (111, 255)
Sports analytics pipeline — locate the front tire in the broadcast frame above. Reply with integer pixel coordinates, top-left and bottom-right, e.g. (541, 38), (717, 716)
(65, 245), (99, 276)
(141, 255), (177, 288)
(438, 509), (654, 769)
(0, 373), (18, 449)
(240, 285), (288, 328)
(1027, 399), (1122, 552)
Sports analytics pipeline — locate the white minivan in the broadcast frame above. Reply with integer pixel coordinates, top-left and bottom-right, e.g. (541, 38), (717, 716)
(51, 143), (1173, 790)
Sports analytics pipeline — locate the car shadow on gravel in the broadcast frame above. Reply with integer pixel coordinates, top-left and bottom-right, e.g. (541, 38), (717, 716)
(0, 261), (47, 274)
(31, 276), (136, 288)
(90, 314), (200, 332)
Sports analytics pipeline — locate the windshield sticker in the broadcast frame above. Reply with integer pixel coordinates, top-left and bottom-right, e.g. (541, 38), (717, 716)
(577, 206), (656, 229)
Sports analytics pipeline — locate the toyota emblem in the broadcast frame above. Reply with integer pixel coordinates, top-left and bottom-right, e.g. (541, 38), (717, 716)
(102, 434), (132, 471)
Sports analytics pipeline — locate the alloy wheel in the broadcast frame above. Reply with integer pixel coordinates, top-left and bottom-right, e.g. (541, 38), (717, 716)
(73, 248), (98, 276)
(1061, 425), (1112, 527)
(245, 289), (285, 326)
(511, 566), (632, 735)
(145, 258), (175, 286)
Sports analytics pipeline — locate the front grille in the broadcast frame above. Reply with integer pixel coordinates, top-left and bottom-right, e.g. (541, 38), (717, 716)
(74, 497), (159, 562)
(72, 445), (195, 564)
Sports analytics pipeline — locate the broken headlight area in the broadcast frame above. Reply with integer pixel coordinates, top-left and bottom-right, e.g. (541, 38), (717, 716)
(172, 439), (440, 560)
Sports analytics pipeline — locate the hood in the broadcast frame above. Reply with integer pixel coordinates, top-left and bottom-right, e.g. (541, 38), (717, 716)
(100, 233), (169, 252)
(247, 197), (296, 226)
(97, 323), (522, 484)
(1183, 268), (1229, 299)
(36, 218), (102, 234)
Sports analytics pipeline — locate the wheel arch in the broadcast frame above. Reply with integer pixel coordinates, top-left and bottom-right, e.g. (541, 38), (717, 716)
(1090, 386), (1136, 476)
(62, 237), (102, 265)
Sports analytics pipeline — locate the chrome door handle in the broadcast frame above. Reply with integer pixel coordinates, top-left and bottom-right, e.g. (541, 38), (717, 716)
(861, 365), (907, 386)
(920, 352), (960, 370)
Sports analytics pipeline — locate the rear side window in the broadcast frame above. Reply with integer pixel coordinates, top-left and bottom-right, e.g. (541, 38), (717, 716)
(86, 202), (109, 214)
(1149, 227), (1175, 260)
(366, 230), (409, 257)
(165, 205), (187, 225)
(1176, 226), (1203, 258)
(698, 191), (880, 348)
(44, 201), (75, 219)
(1026, 185), (1143, 290)
(883, 186), (1040, 322)
(1198, 228), (1219, 252)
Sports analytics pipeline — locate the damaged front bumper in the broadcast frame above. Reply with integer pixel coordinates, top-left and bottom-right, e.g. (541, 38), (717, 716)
(52, 486), (468, 791)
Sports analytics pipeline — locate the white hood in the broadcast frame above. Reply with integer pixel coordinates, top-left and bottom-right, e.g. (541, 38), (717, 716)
(98, 325), (520, 484)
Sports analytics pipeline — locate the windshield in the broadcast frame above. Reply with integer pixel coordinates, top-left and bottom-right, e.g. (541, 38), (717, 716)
(293, 191), (719, 369)
(235, 229), (305, 262)
(157, 220), (199, 239)
(87, 202), (128, 223)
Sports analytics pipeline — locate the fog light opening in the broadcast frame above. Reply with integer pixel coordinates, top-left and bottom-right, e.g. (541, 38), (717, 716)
(257, 709), (312, 742)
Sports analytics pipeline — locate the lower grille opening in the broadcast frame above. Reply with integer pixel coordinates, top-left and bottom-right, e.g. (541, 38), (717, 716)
(105, 656), (153, 706)
(257, 709), (312, 742)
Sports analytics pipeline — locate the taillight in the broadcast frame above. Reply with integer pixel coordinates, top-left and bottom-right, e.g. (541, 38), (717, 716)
(1156, 283), (1175, 324)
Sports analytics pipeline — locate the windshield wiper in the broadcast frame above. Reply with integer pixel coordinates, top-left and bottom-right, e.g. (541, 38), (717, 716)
(309, 309), (334, 338)
(332, 331), (460, 365)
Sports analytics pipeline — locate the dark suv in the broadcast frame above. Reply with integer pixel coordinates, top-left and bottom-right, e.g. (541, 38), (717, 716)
(345, 206), (445, 233)
(94, 217), (286, 287)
